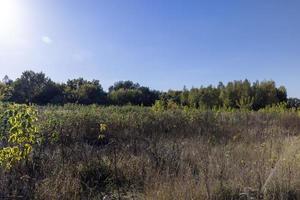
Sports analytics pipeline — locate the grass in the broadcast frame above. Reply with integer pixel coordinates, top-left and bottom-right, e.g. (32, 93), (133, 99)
(0, 104), (300, 199)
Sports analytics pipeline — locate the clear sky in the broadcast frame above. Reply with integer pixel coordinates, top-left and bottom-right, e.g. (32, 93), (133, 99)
(0, 0), (299, 97)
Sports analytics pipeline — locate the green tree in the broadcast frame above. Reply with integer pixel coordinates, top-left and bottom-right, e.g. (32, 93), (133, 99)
(252, 81), (280, 109)
(188, 88), (201, 108)
(11, 71), (53, 104)
(287, 98), (300, 110)
(0, 82), (12, 102)
(108, 80), (140, 92)
(108, 81), (159, 106)
(65, 78), (107, 105)
(276, 86), (287, 103)
(198, 86), (221, 109)
(108, 88), (142, 105)
(180, 86), (189, 106)
(35, 82), (65, 105)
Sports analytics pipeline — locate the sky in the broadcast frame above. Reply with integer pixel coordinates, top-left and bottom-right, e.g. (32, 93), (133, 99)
(0, 0), (299, 97)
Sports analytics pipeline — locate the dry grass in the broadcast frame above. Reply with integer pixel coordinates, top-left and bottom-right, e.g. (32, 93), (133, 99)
(0, 105), (300, 199)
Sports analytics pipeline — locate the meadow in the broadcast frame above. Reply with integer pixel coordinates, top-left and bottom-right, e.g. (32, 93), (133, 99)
(0, 103), (300, 199)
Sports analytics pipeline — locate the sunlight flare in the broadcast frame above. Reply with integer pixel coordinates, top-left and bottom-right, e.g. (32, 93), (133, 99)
(0, 0), (22, 39)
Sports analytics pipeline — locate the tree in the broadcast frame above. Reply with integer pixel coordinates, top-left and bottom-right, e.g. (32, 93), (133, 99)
(139, 86), (160, 106)
(108, 88), (142, 105)
(236, 96), (254, 110)
(198, 86), (222, 109)
(109, 81), (140, 92)
(188, 88), (201, 108)
(180, 86), (189, 106)
(276, 86), (287, 103)
(220, 81), (239, 108)
(11, 71), (53, 104)
(252, 81), (280, 110)
(160, 90), (182, 105)
(108, 81), (159, 106)
(65, 78), (107, 105)
(2, 75), (13, 85)
(0, 82), (12, 102)
(1, 70), (291, 109)
(220, 80), (252, 109)
(35, 82), (65, 105)
(287, 98), (300, 110)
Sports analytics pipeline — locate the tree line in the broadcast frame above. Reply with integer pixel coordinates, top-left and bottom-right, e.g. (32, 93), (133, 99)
(0, 70), (298, 110)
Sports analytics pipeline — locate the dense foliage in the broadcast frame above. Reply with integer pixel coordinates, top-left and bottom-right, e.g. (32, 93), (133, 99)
(0, 103), (300, 199)
(0, 71), (298, 110)
(0, 104), (39, 169)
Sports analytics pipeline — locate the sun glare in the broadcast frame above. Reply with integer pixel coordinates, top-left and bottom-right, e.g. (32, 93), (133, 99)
(0, 0), (22, 39)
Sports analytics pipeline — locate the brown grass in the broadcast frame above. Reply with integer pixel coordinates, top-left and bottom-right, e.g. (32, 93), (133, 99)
(0, 105), (300, 199)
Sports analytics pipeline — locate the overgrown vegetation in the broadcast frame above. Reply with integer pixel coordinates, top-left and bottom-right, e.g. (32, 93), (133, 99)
(0, 104), (40, 170)
(1, 71), (299, 111)
(0, 103), (300, 199)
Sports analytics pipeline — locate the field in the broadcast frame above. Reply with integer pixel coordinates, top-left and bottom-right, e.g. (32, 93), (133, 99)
(0, 104), (300, 199)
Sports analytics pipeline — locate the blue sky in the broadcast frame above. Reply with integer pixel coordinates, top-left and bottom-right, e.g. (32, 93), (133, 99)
(0, 0), (299, 97)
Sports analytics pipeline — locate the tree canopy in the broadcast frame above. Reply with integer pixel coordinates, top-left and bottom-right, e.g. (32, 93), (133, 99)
(0, 70), (294, 110)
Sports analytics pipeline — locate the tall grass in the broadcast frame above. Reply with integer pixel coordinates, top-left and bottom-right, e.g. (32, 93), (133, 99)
(0, 104), (300, 199)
